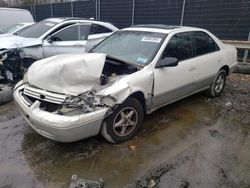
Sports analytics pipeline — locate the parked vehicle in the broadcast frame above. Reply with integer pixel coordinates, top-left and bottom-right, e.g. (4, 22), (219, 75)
(14, 25), (237, 143)
(0, 8), (34, 30)
(0, 17), (118, 104)
(0, 23), (34, 36)
(0, 18), (118, 83)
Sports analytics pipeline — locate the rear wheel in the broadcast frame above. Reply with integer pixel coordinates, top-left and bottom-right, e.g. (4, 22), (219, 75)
(101, 97), (144, 143)
(206, 69), (227, 97)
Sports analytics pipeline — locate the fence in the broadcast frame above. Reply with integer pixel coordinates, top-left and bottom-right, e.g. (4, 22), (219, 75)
(20, 0), (250, 41)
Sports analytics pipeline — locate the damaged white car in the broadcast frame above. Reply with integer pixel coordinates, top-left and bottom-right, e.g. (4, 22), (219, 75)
(14, 25), (237, 143)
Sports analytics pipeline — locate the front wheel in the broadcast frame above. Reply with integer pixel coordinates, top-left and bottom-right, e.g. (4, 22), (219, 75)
(206, 69), (227, 97)
(101, 97), (144, 143)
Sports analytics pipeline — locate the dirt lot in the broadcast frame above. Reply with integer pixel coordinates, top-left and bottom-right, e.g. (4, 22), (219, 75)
(0, 73), (249, 188)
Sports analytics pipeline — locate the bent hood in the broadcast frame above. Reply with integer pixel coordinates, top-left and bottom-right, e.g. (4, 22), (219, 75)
(0, 35), (41, 49)
(27, 53), (106, 96)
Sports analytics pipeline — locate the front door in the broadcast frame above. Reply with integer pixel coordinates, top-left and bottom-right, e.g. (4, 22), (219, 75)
(153, 32), (198, 109)
(42, 24), (90, 58)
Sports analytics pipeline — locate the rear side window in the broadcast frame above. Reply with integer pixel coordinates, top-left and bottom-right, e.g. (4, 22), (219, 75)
(191, 31), (219, 56)
(80, 25), (90, 40)
(90, 24), (112, 34)
(162, 32), (192, 61)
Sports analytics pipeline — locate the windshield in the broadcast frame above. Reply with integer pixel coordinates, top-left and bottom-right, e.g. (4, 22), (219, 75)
(17, 21), (57, 38)
(92, 30), (166, 65)
(2, 24), (24, 34)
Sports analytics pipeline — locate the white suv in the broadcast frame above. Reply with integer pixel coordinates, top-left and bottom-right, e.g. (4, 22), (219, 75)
(14, 25), (237, 143)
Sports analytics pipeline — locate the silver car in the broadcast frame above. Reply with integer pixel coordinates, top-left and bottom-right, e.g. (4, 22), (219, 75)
(14, 25), (237, 143)
(0, 17), (118, 64)
(0, 18), (118, 84)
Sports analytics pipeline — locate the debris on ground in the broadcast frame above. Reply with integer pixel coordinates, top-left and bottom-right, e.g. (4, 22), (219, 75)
(129, 145), (137, 151)
(209, 130), (218, 137)
(225, 101), (233, 108)
(124, 163), (174, 188)
(147, 179), (157, 188)
(69, 175), (104, 188)
(158, 118), (171, 124)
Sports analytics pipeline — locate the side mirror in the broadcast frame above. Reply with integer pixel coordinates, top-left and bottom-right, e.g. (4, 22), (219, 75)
(155, 57), (179, 68)
(47, 35), (53, 43)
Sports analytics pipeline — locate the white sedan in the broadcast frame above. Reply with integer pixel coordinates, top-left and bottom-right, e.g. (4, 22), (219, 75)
(14, 25), (237, 143)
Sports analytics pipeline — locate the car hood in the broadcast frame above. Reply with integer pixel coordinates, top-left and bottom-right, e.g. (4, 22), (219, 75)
(0, 35), (41, 49)
(27, 53), (106, 96)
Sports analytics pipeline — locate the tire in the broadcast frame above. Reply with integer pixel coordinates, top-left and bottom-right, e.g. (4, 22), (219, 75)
(0, 84), (13, 105)
(206, 69), (227, 98)
(234, 63), (250, 74)
(101, 97), (144, 143)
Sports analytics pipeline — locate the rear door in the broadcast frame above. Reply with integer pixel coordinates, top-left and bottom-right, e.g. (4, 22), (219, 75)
(153, 32), (198, 109)
(190, 31), (221, 88)
(42, 23), (90, 57)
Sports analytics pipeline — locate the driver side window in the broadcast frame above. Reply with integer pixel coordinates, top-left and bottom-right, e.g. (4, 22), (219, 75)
(53, 25), (79, 41)
(162, 32), (192, 61)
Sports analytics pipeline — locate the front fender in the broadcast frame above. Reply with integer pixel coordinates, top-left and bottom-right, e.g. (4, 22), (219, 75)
(97, 66), (154, 105)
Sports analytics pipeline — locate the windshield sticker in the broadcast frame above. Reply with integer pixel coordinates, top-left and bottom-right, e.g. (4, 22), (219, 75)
(137, 57), (148, 64)
(141, 37), (162, 43)
(46, 23), (55, 27)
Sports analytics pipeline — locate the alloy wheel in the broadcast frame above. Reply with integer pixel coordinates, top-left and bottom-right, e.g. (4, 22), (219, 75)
(113, 107), (138, 137)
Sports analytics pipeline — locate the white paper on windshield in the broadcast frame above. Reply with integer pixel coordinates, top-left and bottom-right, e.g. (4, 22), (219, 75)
(141, 37), (162, 43)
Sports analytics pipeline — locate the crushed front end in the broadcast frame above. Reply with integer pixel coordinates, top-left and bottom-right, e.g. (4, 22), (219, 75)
(14, 82), (116, 142)
(13, 53), (141, 142)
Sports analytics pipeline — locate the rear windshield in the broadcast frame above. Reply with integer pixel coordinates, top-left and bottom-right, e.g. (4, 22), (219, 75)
(17, 21), (57, 38)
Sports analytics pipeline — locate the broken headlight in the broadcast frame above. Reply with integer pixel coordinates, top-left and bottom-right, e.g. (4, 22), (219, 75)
(59, 91), (117, 115)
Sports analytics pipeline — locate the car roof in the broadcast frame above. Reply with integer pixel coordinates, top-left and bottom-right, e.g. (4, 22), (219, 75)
(123, 24), (202, 34)
(43, 17), (83, 23)
(44, 17), (107, 24)
(132, 24), (181, 30)
(42, 17), (118, 31)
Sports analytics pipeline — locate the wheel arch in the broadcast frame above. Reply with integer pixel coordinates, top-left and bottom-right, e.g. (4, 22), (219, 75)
(129, 91), (146, 114)
(220, 65), (229, 76)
